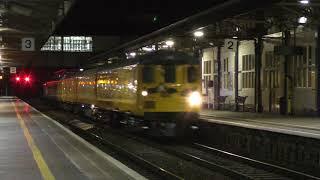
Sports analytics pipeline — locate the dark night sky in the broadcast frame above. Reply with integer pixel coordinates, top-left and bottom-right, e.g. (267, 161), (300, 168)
(54, 0), (226, 36)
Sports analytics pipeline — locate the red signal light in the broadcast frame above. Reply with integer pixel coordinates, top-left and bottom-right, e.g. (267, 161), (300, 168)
(16, 77), (20, 81)
(25, 76), (30, 82)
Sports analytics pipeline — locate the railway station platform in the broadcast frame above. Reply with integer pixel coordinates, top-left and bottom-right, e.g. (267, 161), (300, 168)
(199, 110), (320, 176)
(200, 110), (320, 139)
(0, 97), (146, 180)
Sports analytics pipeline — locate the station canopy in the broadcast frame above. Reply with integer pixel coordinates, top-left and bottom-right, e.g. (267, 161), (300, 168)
(0, 0), (65, 66)
(1, 0), (320, 67)
(85, 0), (320, 67)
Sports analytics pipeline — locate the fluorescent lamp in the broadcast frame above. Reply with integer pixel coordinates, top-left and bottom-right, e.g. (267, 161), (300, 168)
(165, 40), (174, 46)
(194, 31), (204, 37)
(298, 16), (307, 24)
(299, 0), (309, 4)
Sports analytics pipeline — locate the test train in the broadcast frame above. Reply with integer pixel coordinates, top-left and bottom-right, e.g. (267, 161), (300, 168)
(43, 50), (202, 136)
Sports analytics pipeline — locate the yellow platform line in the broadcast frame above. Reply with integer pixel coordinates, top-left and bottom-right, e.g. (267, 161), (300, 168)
(13, 102), (55, 180)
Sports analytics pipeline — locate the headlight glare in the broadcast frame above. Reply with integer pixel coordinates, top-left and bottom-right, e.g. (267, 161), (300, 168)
(188, 91), (202, 107)
(141, 90), (148, 96)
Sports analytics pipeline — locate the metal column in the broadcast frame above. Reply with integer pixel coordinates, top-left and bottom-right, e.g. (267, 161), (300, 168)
(255, 37), (263, 112)
(316, 26), (320, 115)
(235, 41), (239, 111)
(216, 46), (222, 109)
(2, 67), (10, 96)
(283, 30), (291, 115)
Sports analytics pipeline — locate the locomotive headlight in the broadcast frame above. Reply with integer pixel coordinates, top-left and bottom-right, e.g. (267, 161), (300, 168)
(141, 90), (148, 96)
(188, 91), (202, 107)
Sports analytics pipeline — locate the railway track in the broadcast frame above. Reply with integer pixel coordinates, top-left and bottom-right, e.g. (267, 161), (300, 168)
(26, 98), (320, 180)
(107, 131), (291, 180)
(75, 126), (183, 180)
(191, 143), (320, 180)
(95, 127), (320, 180)
(65, 121), (229, 180)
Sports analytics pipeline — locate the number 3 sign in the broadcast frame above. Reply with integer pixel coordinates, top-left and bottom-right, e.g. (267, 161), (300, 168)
(224, 39), (238, 52)
(22, 38), (35, 51)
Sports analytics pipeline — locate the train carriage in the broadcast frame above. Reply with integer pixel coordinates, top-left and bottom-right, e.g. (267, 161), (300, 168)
(44, 50), (202, 136)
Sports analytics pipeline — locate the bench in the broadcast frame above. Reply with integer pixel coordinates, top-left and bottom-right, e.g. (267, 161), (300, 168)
(236, 96), (248, 112)
(215, 96), (228, 110)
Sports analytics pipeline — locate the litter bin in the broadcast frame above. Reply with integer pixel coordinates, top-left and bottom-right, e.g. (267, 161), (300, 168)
(279, 97), (287, 115)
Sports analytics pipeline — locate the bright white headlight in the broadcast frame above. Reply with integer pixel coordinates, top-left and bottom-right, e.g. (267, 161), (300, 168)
(141, 90), (148, 96)
(188, 91), (202, 107)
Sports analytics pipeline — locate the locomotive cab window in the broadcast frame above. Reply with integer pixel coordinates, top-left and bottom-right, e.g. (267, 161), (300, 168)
(142, 66), (155, 83)
(187, 66), (198, 82)
(164, 65), (176, 83)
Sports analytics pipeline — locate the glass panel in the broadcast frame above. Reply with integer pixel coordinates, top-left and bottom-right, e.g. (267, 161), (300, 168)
(311, 69), (315, 89)
(226, 58), (229, 72)
(303, 47), (307, 65)
(252, 54), (255, 70)
(303, 68), (307, 87)
(164, 65), (176, 83)
(243, 73), (245, 88)
(244, 73), (249, 88)
(248, 72), (251, 88)
(142, 66), (154, 83)
(249, 55), (252, 70)
(188, 66), (198, 83)
(41, 36), (93, 52)
(308, 67), (312, 88)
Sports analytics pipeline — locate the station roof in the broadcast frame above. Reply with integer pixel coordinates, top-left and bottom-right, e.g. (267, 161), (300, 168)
(1, 0), (319, 68)
(86, 0), (320, 67)
(0, 0), (63, 66)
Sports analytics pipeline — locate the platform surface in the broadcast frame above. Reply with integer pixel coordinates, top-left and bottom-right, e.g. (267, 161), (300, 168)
(201, 109), (320, 139)
(0, 97), (146, 180)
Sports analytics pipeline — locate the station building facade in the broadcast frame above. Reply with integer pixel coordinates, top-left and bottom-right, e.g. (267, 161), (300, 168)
(201, 28), (316, 114)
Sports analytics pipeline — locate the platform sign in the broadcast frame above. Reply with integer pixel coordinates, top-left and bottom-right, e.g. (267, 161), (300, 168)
(10, 67), (16, 74)
(224, 39), (238, 52)
(21, 38), (35, 51)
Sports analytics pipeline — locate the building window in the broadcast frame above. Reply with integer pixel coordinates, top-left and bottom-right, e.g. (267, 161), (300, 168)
(242, 54), (255, 89)
(223, 58), (232, 90)
(203, 60), (212, 74)
(293, 46), (315, 88)
(41, 36), (93, 52)
(264, 51), (280, 89)
(203, 75), (212, 90)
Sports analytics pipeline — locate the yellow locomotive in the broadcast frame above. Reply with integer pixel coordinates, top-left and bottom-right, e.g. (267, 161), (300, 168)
(44, 50), (201, 136)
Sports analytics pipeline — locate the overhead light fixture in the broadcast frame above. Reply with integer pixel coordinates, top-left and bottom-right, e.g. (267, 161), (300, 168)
(165, 40), (174, 47)
(298, 16), (307, 24)
(129, 52), (136, 57)
(299, 0), (309, 4)
(79, 68), (84, 72)
(194, 31), (204, 37)
(142, 47), (153, 52)
(232, 36), (238, 39)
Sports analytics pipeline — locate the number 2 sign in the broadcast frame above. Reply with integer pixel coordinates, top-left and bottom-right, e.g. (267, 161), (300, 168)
(224, 39), (238, 52)
(22, 38), (35, 51)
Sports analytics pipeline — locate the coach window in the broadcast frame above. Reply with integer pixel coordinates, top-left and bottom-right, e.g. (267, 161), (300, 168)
(164, 65), (176, 83)
(142, 66), (154, 83)
(188, 66), (197, 82)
